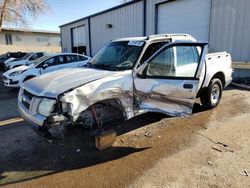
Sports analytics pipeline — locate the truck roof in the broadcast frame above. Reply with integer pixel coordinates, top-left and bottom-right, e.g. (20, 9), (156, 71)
(112, 33), (196, 43)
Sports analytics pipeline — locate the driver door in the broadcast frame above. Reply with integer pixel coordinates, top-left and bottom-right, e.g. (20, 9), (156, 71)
(40, 55), (66, 74)
(134, 42), (208, 116)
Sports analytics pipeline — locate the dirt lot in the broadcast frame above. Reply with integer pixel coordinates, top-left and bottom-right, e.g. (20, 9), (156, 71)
(0, 71), (250, 188)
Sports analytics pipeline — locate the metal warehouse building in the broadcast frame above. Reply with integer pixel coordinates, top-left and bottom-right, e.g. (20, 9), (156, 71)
(60, 0), (250, 77)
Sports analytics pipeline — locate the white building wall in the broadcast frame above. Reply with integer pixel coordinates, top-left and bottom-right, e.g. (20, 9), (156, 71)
(0, 30), (61, 54)
(90, 1), (144, 55)
(60, 19), (90, 55)
(60, 0), (250, 63)
(209, 0), (250, 62)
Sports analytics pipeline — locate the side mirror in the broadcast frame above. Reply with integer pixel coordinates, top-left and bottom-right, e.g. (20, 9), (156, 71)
(42, 64), (49, 69)
(137, 66), (148, 79)
(134, 61), (148, 79)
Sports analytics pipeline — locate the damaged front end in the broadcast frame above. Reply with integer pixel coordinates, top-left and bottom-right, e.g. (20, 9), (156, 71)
(18, 70), (134, 140)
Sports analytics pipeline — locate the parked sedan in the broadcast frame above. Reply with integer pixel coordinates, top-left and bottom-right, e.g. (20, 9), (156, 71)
(5, 52), (47, 70)
(0, 52), (27, 70)
(2, 53), (90, 88)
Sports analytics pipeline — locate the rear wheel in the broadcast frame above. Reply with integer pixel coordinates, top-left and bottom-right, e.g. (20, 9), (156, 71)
(200, 78), (223, 109)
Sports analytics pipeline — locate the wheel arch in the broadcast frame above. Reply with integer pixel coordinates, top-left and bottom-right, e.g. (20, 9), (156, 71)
(210, 72), (226, 87)
(23, 75), (36, 82)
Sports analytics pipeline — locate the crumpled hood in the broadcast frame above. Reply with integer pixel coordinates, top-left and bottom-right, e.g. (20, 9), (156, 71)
(3, 65), (30, 77)
(22, 68), (120, 98)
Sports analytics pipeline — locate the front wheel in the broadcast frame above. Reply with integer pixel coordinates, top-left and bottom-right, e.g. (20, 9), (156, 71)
(200, 78), (223, 109)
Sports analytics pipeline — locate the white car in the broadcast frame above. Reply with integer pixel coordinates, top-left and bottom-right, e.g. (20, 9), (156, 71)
(5, 52), (47, 70)
(4, 57), (16, 64)
(3, 53), (90, 88)
(17, 34), (233, 139)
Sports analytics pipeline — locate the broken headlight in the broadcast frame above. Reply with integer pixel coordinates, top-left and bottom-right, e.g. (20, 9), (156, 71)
(38, 98), (56, 117)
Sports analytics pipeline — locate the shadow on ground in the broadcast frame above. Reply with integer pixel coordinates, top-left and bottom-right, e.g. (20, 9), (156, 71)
(0, 100), (212, 186)
(0, 71), (19, 100)
(0, 112), (167, 186)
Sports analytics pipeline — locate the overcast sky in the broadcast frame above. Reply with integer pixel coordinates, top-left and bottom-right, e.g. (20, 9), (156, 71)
(31, 0), (121, 31)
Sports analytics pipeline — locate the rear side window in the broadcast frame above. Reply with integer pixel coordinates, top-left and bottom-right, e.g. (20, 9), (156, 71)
(65, 55), (79, 63)
(30, 53), (44, 61)
(37, 53), (44, 59)
(78, 55), (88, 61)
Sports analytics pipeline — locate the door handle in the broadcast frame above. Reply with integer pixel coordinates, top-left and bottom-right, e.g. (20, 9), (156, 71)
(183, 84), (193, 89)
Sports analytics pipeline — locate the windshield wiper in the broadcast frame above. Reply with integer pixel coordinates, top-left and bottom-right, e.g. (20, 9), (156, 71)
(85, 63), (121, 71)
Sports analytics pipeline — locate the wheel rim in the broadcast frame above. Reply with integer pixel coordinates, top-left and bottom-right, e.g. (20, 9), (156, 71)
(211, 84), (220, 105)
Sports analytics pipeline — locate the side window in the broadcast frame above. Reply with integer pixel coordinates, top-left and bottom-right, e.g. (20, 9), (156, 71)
(37, 53), (44, 59)
(175, 46), (200, 77)
(29, 54), (38, 61)
(66, 55), (79, 63)
(78, 55), (88, 61)
(147, 47), (175, 77)
(147, 46), (201, 78)
(140, 42), (168, 65)
(45, 56), (64, 66)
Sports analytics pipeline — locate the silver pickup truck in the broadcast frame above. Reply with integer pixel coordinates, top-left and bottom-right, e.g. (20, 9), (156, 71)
(18, 34), (233, 139)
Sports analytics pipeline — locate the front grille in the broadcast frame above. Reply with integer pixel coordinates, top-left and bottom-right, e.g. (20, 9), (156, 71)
(21, 89), (35, 111)
(22, 100), (30, 109)
(23, 89), (34, 101)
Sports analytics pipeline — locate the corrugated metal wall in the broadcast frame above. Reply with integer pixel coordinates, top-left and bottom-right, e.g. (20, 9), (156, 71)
(60, 19), (90, 55)
(90, 1), (144, 55)
(60, 0), (250, 63)
(145, 0), (169, 35)
(209, 0), (250, 62)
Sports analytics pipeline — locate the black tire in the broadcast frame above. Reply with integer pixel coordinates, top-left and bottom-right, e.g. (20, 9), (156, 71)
(200, 78), (223, 109)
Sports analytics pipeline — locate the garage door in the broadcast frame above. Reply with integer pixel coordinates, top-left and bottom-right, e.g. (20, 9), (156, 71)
(72, 25), (86, 54)
(157, 0), (211, 41)
(72, 25), (86, 47)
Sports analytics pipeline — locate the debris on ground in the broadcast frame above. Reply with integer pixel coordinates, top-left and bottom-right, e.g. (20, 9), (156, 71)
(207, 161), (213, 166)
(239, 169), (249, 176)
(217, 142), (229, 147)
(144, 132), (152, 138)
(211, 147), (222, 152)
(95, 129), (117, 150)
(76, 149), (80, 152)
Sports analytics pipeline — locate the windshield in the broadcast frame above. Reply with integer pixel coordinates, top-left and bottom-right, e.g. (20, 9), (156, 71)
(19, 53), (32, 60)
(31, 55), (50, 66)
(88, 41), (145, 70)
